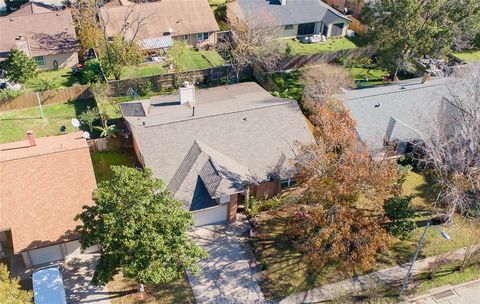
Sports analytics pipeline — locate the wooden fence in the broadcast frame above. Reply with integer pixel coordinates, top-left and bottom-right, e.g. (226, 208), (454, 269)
(252, 65), (280, 92)
(348, 16), (369, 35)
(107, 65), (234, 96)
(277, 47), (374, 71)
(0, 85), (92, 112)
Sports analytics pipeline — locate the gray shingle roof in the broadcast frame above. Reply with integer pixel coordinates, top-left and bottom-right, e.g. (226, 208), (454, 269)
(123, 82), (315, 210)
(234, 0), (350, 26)
(341, 77), (463, 153)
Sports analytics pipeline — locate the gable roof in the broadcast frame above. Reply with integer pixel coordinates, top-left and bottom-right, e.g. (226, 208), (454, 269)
(8, 2), (56, 16)
(121, 82), (314, 209)
(0, 8), (78, 58)
(0, 132), (96, 253)
(231, 0), (350, 26)
(341, 77), (463, 153)
(99, 0), (219, 42)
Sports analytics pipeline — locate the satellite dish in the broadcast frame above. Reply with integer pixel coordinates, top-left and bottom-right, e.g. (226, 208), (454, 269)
(82, 131), (90, 139)
(71, 118), (80, 128)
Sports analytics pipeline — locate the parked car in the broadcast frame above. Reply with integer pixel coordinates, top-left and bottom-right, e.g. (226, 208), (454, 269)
(300, 35), (326, 44)
(32, 265), (67, 304)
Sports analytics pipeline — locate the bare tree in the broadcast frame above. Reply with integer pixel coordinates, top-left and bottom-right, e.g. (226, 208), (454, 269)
(219, 8), (283, 80)
(460, 231), (480, 272)
(301, 64), (353, 112)
(420, 64), (480, 222)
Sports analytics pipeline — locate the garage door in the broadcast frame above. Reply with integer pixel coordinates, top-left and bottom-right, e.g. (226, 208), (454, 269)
(28, 244), (64, 266)
(193, 205), (228, 226)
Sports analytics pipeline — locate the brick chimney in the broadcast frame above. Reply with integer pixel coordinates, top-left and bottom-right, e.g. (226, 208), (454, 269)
(27, 130), (36, 146)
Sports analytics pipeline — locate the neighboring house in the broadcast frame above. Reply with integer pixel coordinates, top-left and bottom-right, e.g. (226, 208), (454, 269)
(227, 0), (351, 39)
(99, 0), (219, 52)
(0, 0), (64, 13)
(120, 82), (315, 226)
(323, 0), (376, 19)
(0, 2), (79, 71)
(0, 132), (97, 269)
(341, 77), (462, 155)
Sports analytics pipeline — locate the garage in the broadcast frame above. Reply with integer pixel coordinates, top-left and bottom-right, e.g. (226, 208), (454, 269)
(193, 204), (228, 227)
(24, 244), (64, 266)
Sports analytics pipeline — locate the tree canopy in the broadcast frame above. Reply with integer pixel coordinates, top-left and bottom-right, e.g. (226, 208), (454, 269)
(75, 166), (207, 286)
(0, 264), (32, 304)
(2, 49), (37, 84)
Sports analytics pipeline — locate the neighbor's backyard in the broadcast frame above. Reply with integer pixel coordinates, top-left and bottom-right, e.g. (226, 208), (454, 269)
(452, 49), (480, 63)
(282, 37), (358, 56)
(252, 169), (480, 300)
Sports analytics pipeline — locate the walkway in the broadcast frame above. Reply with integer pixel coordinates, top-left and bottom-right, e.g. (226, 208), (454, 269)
(63, 253), (111, 304)
(280, 248), (467, 304)
(411, 279), (480, 304)
(187, 224), (265, 304)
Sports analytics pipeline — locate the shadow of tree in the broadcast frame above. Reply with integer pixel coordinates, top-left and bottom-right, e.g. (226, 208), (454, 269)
(32, 32), (78, 54)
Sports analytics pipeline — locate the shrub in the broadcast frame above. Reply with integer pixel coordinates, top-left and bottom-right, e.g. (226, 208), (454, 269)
(82, 59), (103, 83)
(30, 78), (59, 92)
(0, 88), (22, 101)
(384, 195), (417, 240)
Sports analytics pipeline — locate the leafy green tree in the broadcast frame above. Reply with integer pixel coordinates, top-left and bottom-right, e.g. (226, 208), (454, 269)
(101, 35), (143, 80)
(0, 264), (32, 304)
(82, 59), (103, 83)
(362, 0), (453, 78)
(93, 113), (117, 138)
(384, 195), (417, 240)
(75, 167), (207, 290)
(3, 49), (37, 84)
(78, 106), (99, 132)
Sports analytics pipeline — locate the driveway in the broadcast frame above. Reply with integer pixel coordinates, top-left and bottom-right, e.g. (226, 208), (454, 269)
(188, 224), (265, 304)
(63, 253), (111, 304)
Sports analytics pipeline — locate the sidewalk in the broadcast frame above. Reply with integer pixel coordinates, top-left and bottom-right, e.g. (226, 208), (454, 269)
(280, 248), (466, 304)
(410, 279), (480, 304)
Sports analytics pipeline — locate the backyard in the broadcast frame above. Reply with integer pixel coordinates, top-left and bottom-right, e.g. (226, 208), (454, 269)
(452, 49), (480, 63)
(26, 68), (84, 91)
(90, 151), (137, 182)
(252, 169), (480, 300)
(282, 37), (358, 56)
(0, 99), (96, 143)
(107, 272), (194, 304)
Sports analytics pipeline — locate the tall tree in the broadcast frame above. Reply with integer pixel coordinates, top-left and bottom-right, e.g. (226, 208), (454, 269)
(75, 166), (207, 290)
(445, 0), (480, 51)
(101, 35), (143, 80)
(289, 103), (401, 272)
(0, 264), (32, 304)
(2, 49), (37, 84)
(67, 0), (105, 55)
(362, 0), (453, 78)
(419, 64), (480, 221)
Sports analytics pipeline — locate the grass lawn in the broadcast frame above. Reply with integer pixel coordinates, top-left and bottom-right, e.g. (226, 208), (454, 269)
(252, 170), (480, 300)
(270, 70), (304, 102)
(90, 151), (136, 182)
(107, 272), (195, 304)
(0, 99), (96, 143)
(109, 63), (168, 81)
(282, 37), (358, 56)
(347, 66), (388, 88)
(208, 0), (226, 7)
(26, 68), (84, 91)
(452, 49), (480, 63)
(175, 49), (225, 71)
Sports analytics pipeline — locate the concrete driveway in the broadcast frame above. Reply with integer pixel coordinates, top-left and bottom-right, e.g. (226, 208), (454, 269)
(63, 253), (111, 304)
(188, 224), (265, 304)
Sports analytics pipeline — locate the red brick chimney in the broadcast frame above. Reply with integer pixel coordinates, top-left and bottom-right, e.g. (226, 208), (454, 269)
(27, 130), (36, 146)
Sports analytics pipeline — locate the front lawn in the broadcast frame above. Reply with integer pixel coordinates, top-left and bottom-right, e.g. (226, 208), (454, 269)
(107, 272), (195, 304)
(252, 171), (480, 300)
(26, 68), (84, 91)
(174, 49), (225, 71)
(452, 49), (480, 63)
(0, 99), (96, 143)
(283, 37), (358, 56)
(90, 151), (136, 182)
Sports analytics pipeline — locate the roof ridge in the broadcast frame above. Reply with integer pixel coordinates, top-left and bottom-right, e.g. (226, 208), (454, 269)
(167, 141), (202, 194)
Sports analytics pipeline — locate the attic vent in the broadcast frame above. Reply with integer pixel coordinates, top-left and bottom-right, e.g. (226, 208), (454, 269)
(15, 34), (23, 40)
(10, 18), (14, 21)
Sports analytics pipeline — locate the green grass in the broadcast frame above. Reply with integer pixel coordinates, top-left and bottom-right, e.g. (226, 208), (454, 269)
(347, 66), (388, 88)
(26, 68), (84, 91)
(110, 63), (168, 81)
(90, 151), (136, 182)
(208, 0), (226, 6)
(107, 272), (194, 304)
(175, 49), (225, 71)
(252, 171), (480, 300)
(0, 99), (96, 143)
(270, 70), (304, 102)
(452, 49), (480, 63)
(283, 37), (358, 56)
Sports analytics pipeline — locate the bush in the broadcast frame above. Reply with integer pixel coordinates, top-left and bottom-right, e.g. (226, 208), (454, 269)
(82, 59), (103, 83)
(0, 88), (22, 101)
(30, 78), (59, 92)
(384, 195), (417, 240)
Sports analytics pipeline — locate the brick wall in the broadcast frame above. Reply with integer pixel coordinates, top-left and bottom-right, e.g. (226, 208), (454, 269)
(227, 194), (238, 223)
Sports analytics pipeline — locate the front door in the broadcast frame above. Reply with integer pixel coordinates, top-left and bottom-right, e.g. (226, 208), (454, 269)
(297, 22), (316, 36)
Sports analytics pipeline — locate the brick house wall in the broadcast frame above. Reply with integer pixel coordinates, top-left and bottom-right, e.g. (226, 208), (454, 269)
(227, 194), (238, 223)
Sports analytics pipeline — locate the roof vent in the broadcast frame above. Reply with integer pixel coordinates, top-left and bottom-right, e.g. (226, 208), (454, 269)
(374, 103), (381, 108)
(281, 0), (287, 5)
(15, 34), (23, 40)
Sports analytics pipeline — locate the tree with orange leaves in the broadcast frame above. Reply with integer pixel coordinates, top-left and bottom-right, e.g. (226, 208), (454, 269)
(289, 102), (401, 273)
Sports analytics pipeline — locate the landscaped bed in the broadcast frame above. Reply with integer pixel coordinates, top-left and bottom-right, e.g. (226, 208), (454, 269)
(107, 272), (195, 304)
(0, 98), (96, 144)
(282, 37), (358, 56)
(252, 170), (480, 300)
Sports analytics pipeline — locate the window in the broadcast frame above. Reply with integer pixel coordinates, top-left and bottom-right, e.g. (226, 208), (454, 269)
(183, 34), (189, 42)
(284, 24), (294, 30)
(196, 32), (209, 41)
(34, 56), (45, 67)
(280, 178), (297, 189)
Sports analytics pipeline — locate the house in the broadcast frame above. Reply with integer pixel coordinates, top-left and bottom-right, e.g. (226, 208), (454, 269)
(323, 0), (375, 19)
(0, 132), (97, 269)
(227, 0), (351, 39)
(0, 2), (79, 70)
(0, 0), (64, 14)
(341, 77), (463, 155)
(99, 0), (220, 51)
(120, 82), (315, 226)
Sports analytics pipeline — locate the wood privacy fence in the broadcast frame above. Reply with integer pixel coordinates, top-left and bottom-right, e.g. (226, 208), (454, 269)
(252, 65), (280, 92)
(87, 137), (108, 152)
(277, 47), (374, 71)
(107, 65), (234, 96)
(348, 16), (369, 35)
(0, 85), (92, 112)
